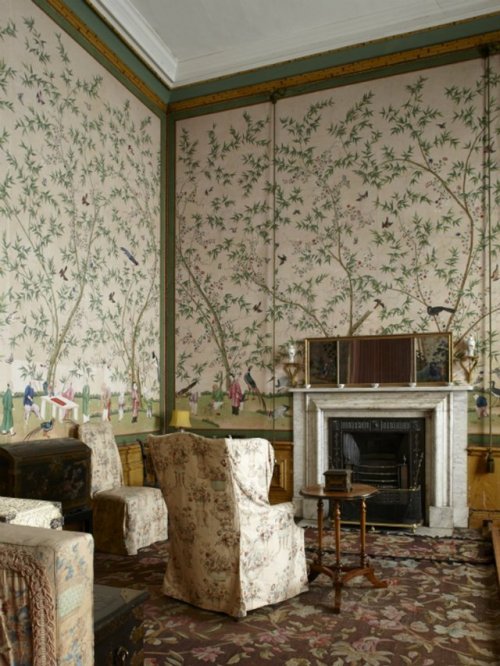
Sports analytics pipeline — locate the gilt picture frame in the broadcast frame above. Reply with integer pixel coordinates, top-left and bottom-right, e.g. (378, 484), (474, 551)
(305, 332), (452, 387)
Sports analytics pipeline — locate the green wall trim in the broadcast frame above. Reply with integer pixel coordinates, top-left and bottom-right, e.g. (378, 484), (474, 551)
(169, 13), (500, 104)
(164, 113), (177, 425)
(168, 46), (490, 122)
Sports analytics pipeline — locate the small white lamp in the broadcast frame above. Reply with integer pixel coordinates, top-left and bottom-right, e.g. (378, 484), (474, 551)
(169, 410), (192, 431)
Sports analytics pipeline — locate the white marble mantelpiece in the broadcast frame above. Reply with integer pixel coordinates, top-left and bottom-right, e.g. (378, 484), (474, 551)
(292, 385), (472, 530)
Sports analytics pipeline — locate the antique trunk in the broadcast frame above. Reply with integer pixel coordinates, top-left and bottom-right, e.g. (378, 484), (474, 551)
(94, 584), (148, 665)
(0, 438), (91, 527)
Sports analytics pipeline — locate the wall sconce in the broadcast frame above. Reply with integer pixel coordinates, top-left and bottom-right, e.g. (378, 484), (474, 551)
(169, 410), (191, 431)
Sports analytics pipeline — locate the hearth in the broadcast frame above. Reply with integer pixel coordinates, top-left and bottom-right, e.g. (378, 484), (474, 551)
(291, 386), (471, 531)
(328, 417), (425, 527)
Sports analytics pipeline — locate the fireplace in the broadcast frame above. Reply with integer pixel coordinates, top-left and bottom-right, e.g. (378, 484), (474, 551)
(291, 386), (471, 532)
(328, 417), (425, 527)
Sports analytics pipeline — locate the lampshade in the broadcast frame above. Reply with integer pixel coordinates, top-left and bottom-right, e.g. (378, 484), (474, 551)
(169, 409), (191, 429)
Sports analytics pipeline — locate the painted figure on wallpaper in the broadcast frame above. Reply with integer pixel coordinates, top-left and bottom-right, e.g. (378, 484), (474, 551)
(62, 382), (75, 402)
(474, 393), (489, 418)
(82, 381), (91, 423)
(118, 391), (126, 421)
(211, 382), (224, 415)
(0, 8), (161, 439)
(101, 383), (111, 421)
(228, 374), (243, 415)
(1, 384), (15, 436)
(23, 382), (41, 423)
(189, 390), (199, 416)
(131, 383), (140, 423)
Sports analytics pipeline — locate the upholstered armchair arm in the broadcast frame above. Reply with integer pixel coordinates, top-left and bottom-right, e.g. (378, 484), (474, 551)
(0, 524), (94, 665)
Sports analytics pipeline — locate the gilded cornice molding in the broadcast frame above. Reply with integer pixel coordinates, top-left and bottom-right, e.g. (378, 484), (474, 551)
(43, 0), (167, 112)
(169, 30), (500, 114)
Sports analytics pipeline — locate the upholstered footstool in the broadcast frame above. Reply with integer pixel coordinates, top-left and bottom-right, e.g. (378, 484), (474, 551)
(0, 496), (63, 529)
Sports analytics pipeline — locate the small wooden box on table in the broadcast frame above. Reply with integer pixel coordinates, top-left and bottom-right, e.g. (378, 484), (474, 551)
(300, 483), (387, 613)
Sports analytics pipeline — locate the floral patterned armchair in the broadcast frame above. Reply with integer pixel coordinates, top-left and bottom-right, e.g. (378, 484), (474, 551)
(148, 432), (308, 618)
(78, 421), (168, 555)
(0, 523), (94, 665)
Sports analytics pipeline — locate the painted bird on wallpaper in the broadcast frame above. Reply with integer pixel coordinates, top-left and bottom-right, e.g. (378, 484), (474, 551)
(427, 305), (456, 316)
(59, 266), (68, 281)
(120, 247), (139, 266)
(244, 367), (267, 412)
(25, 418), (54, 440)
(269, 404), (289, 419)
(176, 379), (198, 397)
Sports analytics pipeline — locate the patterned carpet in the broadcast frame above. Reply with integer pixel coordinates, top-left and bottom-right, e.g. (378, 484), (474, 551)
(94, 528), (500, 665)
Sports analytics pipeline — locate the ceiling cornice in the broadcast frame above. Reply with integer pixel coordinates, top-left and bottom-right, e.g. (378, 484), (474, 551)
(167, 25), (500, 114)
(86, 0), (177, 86)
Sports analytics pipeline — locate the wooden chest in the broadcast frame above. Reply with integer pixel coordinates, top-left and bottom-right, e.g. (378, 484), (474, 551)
(0, 439), (91, 519)
(94, 584), (148, 665)
(118, 442), (144, 486)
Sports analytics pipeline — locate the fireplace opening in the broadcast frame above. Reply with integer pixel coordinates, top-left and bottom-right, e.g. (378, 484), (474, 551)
(328, 417), (425, 528)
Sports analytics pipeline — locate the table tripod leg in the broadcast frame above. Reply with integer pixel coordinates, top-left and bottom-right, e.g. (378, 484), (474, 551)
(334, 500), (341, 569)
(360, 497), (367, 567)
(317, 498), (324, 565)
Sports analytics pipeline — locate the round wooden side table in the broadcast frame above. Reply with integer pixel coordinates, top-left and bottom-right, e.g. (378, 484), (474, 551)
(300, 483), (388, 613)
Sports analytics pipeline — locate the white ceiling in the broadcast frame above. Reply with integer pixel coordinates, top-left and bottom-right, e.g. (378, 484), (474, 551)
(87, 0), (500, 88)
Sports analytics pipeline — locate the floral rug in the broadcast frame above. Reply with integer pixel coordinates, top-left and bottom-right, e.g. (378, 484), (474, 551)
(94, 528), (500, 666)
(304, 526), (495, 564)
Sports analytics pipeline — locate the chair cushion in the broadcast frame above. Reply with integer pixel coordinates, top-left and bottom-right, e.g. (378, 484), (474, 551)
(0, 496), (63, 529)
(93, 486), (168, 556)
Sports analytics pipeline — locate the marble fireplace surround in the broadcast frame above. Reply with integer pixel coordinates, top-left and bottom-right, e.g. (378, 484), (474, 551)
(291, 386), (471, 532)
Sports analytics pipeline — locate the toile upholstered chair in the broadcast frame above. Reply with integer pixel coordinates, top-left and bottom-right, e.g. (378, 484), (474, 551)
(148, 432), (308, 618)
(78, 421), (168, 555)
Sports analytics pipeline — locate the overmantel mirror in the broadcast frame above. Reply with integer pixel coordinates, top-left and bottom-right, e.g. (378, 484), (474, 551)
(304, 332), (452, 387)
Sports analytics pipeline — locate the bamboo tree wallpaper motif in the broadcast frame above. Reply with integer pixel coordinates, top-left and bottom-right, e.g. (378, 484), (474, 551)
(0, 2), (161, 439)
(175, 57), (500, 436)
